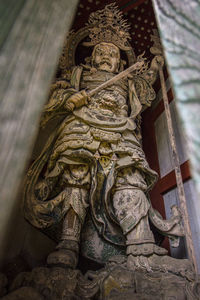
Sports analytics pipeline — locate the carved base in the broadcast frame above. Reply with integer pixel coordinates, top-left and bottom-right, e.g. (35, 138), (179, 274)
(2, 267), (82, 300)
(1, 255), (200, 299)
(127, 253), (195, 281)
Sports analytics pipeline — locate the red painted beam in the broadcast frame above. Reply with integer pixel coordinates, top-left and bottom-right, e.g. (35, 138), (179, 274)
(158, 160), (191, 195)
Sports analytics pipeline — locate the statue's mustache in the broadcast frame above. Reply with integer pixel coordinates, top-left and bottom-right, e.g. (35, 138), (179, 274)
(99, 60), (112, 67)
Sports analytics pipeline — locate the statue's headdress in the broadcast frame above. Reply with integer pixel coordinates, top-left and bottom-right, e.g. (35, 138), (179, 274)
(83, 3), (131, 51)
(58, 3), (136, 73)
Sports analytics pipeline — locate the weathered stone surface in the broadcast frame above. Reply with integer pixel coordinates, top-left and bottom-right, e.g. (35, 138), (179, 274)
(7, 267), (82, 300)
(2, 261), (200, 300)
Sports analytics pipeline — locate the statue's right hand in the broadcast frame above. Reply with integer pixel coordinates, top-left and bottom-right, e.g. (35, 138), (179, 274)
(64, 90), (88, 111)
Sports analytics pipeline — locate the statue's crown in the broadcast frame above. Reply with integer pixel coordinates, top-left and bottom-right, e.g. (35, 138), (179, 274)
(83, 3), (131, 50)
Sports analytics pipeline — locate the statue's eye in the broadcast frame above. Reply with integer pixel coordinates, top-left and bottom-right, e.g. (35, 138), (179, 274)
(110, 51), (116, 57)
(98, 50), (103, 56)
(96, 49), (101, 55)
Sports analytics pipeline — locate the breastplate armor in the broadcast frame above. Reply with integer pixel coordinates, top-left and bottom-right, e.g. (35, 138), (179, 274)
(80, 70), (128, 117)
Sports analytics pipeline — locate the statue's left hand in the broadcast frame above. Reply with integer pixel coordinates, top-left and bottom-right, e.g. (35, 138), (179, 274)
(64, 90), (88, 111)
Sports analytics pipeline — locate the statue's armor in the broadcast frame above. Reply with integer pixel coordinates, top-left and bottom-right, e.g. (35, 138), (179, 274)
(48, 69), (151, 194)
(41, 68), (161, 253)
(24, 67), (183, 264)
(80, 70), (128, 117)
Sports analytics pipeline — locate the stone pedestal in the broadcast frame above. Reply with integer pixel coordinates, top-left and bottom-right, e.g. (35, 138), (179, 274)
(1, 255), (200, 300)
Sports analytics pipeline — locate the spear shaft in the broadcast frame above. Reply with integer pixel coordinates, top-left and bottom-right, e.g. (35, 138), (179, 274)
(158, 65), (197, 273)
(87, 61), (143, 97)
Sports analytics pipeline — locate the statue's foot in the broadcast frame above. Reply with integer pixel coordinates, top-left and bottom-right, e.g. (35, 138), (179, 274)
(47, 248), (78, 269)
(47, 240), (79, 269)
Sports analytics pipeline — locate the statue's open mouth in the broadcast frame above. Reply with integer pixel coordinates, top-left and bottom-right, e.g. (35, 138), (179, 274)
(99, 60), (112, 67)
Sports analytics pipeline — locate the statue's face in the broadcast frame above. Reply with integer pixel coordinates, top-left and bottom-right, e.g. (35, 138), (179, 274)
(92, 42), (120, 73)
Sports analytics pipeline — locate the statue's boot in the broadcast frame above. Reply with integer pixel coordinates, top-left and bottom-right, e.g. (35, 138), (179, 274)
(125, 213), (167, 272)
(47, 208), (81, 269)
(47, 240), (79, 269)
